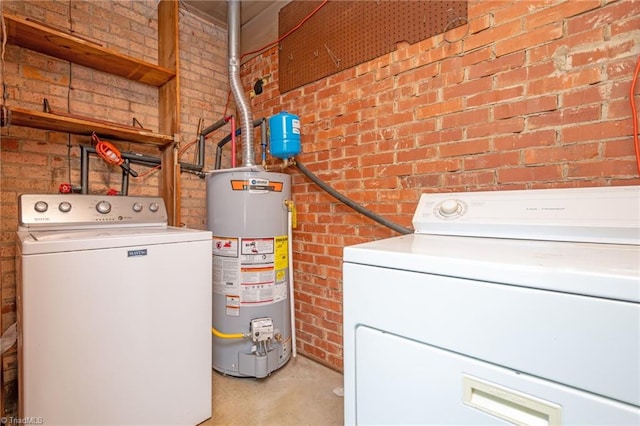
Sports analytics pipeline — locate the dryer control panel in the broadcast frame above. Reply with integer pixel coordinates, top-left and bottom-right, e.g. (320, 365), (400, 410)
(412, 185), (640, 245)
(18, 194), (168, 229)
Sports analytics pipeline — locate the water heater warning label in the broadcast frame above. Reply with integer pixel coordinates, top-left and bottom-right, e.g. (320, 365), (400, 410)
(213, 235), (288, 312)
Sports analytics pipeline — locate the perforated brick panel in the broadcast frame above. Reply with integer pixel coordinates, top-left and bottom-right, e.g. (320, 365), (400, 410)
(278, 0), (468, 93)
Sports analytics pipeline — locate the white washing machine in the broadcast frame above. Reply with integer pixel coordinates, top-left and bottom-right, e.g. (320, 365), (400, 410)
(343, 186), (640, 425)
(16, 194), (212, 426)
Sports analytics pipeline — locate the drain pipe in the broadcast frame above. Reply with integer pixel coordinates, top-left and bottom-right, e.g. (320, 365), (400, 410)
(228, 0), (255, 166)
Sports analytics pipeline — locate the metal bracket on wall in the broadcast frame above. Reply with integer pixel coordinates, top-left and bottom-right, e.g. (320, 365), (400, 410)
(324, 44), (341, 68)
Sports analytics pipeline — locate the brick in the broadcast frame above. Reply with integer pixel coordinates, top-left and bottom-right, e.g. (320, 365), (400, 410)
(607, 57), (639, 80)
(569, 40), (635, 68)
(527, 104), (601, 130)
(611, 14), (640, 37)
(561, 119), (632, 143)
(602, 138), (638, 158)
(498, 2), (550, 24)
(524, 142), (600, 165)
(525, 0), (600, 31)
(441, 108), (490, 129)
(496, 22), (563, 57)
(444, 170), (496, 187)
(567, 160), (638, 179)
(495, 62), (556, 89)
(416, 98), (464, 119)
(468, 52), (525, 80)
(494, 130), (557, 151)
(605, 98), (633, 120)
(467, 117), (525, 138)
(464, 151), (521, 171)
(442, 76), (493, 100)
(468, 86), (524, 108)
(401, 173), (441, 189)
(463, 20), (522, 53)
(493, 96), (558, 120)
(497, 165), (563, 183)
(415, 159), (462, 174)
(528, 67), (602, 95)
(396, 119), (437, 137)
(567, 0), (639, 35)
(537, 20), (603, 60)
(440, 139), (492, 157)
(562, 85), (607, 108)
(397, 146), (438, 163)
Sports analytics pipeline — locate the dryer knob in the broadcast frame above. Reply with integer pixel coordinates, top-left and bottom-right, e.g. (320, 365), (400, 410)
(149, 202), (160, 213)
(34, 201), (48, 213)
(439, 199), (461, 217)
(96, 200), (112, 214)
(132, 202), (143, 213)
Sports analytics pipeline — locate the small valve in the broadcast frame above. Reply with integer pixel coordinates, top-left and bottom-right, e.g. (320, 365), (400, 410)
(59, 183), (72, 194)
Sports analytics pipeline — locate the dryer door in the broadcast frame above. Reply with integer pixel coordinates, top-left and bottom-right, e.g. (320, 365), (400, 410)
(354, 326), (639, 425)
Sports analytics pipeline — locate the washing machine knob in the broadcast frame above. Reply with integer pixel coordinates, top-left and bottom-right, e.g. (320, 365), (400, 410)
(96, 200), (112, 214)
(34, 201), (48, 213)
(149, 202), (159, 213)
(132, 202), (143, 213)
(58, 202), (72, 213)
(439, 199), (461, 216)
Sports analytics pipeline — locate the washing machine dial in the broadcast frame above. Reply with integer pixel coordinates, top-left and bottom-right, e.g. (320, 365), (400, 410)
(132, 202), (143, 213)
(149, 202), (159, 213)
(438, 199), (462, 217)
(96, 200), (112, 214)
(34, 201), (48, 213)
(58, 201), (72, 213)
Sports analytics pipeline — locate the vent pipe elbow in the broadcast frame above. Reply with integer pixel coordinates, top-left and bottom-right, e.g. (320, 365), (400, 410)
(228, 0), (255, 166)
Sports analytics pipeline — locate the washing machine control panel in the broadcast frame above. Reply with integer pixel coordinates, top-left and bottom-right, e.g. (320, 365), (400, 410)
(18, 194), (168, 229)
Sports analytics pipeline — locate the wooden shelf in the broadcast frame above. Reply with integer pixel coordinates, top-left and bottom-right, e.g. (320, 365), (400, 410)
(5, 107), (175, 146)
(2, 14), (176, 87)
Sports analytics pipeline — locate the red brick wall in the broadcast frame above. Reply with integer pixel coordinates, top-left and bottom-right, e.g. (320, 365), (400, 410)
(242, 0), (640, 371)
(0, 0), (229, 414)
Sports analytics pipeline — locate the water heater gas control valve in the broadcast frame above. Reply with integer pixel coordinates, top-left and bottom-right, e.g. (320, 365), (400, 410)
(250, 317), (274, 343)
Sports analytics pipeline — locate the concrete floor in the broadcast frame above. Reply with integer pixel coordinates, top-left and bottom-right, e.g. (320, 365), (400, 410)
(201, 355), (344, 425)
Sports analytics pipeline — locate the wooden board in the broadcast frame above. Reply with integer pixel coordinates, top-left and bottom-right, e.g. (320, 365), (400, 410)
(5, 107), (174, 146)
(279, 0), (467, 92)
(2, 13), (176, 87)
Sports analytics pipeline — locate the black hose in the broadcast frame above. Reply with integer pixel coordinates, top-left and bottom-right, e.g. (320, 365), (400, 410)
(294, 161), (413, 235)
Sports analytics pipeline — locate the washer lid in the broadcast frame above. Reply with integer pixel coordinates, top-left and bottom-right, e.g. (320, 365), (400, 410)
(17, 226), (212, 255)
(343, 234), (640, 303)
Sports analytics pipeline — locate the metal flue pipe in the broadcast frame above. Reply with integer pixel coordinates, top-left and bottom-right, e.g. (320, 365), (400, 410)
(228, 0), (255, 166)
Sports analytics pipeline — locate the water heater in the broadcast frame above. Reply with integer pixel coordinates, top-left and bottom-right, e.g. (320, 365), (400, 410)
(206, 170), (292, 378)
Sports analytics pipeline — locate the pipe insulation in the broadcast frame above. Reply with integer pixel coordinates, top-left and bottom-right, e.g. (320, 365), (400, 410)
(228, 0), (255, 166)
(294, 161), (413, 235)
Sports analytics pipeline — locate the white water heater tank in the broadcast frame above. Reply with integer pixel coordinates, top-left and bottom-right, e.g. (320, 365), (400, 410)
(206, 170), (292, 378)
